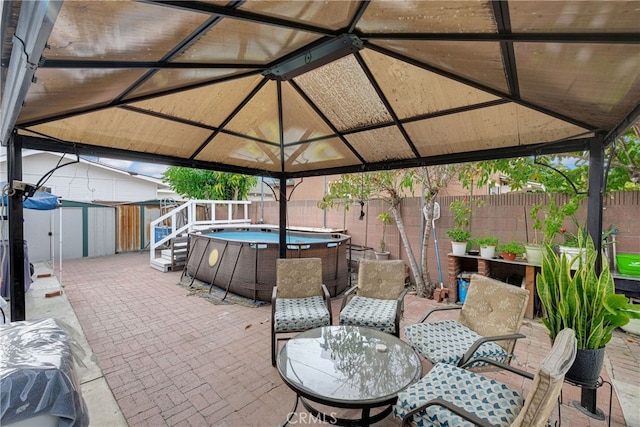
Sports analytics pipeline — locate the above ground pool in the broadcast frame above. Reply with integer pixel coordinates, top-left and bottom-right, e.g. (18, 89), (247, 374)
(185, 226), (351, 301)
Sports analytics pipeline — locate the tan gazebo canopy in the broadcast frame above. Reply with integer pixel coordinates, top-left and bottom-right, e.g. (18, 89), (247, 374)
(2, 0), (639, 178)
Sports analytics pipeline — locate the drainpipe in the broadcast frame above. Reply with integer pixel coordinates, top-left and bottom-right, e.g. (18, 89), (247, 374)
(322, 176), (327, 229)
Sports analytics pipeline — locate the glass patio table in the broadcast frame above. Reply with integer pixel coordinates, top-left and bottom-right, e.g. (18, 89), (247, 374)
(276, 326), (422, 426)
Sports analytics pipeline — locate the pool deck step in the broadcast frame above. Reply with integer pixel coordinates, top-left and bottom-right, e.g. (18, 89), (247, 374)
(151, 235), (189, 272)
(150, 257), (173, 272)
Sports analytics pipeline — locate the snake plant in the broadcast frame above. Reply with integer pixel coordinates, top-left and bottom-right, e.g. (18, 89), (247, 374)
(536, 234), (640, 349)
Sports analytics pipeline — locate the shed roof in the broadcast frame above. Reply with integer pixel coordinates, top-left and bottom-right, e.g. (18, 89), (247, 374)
(2, 1), (639, 179)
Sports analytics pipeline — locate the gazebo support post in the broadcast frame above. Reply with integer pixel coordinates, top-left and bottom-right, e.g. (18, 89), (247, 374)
(580, 135), (606, 417)
(8, 133), (26, 321)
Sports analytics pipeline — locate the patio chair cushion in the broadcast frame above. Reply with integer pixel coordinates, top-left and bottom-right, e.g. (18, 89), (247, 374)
(339, 296), (397, 334)
(357, 259), (406, 299)
(404, 319), (508, 366)
(276, 258), (324, 299)
(393, 362), (524, 427)
(274, 296), (331, 332)
(458, 275), (529, 352)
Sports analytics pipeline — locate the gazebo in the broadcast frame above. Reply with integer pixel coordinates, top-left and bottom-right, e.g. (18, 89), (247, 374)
(1, 1), (639, 326)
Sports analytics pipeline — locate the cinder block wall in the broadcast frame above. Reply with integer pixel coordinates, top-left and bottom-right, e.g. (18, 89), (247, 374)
(250, 191), (640, 287)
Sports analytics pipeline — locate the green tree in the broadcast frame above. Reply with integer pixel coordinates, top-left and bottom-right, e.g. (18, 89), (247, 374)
(319, 165), (461, 298)
(462, 127), (640, 194)
(414, 165), (462, 296)
(457, 128), (640, 246)
(162, 167), (257, 200)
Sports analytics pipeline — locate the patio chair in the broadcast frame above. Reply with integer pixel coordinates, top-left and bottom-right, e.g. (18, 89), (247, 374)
(404, 274), (529, 370)
(271, 258), (332, 366)
(394, 328), (577, 427)
(339, 259), (407, 336)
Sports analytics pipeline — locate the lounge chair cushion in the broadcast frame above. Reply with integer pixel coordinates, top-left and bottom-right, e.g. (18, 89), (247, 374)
(393, 362), (524, 427)
(404, 320), (508, 366)
(276, 258), (324, 298)
(458, 275), (529, 352)
(339, 296), (397, 334)
(357, 259), (406, 299)
(274, 296), (331, 332)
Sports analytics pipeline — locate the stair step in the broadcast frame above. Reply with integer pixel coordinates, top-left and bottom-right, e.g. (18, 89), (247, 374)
(150, 258), (172, 272)
(161, 249), (187, 259)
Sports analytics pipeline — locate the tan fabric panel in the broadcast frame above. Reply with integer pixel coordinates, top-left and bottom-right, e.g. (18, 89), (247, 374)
(357, 260), (405, 300)
(239, 1), (360, 31)
(358, 0), (497, 33)
(295, 55), (392, 131)
(345, 126), (415, 163)
(281, 83), (335, 143)
(459, 274), (529, 352)
(48, 1), (209, 61)
(126, 68), (253, 99)
(225, 82), (279, 142)
(405, 103), (589, 157)
(371, 40), (509, 94)
(178, 17), (320, 63)
(131, 75), (263, 128)
(283, 138), (361, 173)
(28, 108), (210, 158)
(195, 132), (282, 171)
(276, 258), (323, 298)
(516, 43), (640, 129)
(19, 68), (148, 124)
(510, 2), (640, 32)
(361, 49), (499, 119)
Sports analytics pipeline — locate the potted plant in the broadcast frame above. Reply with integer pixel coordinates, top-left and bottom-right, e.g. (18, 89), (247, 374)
(446, 227), (471, 256)
(558, 218), (617, 267)
(474, 236), (499, 259)
(536, 234), (640, 387)
(496, 241), (525, 261)
(526, 196), (579, 265)
(375, 212), (392, 259)
(446, 199), (471, 256)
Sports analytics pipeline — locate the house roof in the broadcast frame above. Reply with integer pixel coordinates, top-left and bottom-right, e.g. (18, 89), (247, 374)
(2, 1), (639, 179)
(0, 149), (171, 188)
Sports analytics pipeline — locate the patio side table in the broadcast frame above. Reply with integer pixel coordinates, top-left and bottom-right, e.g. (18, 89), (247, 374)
(277, 325), (422, 427)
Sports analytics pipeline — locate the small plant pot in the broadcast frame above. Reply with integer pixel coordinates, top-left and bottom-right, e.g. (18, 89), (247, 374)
(525, 244), (543, 265)
(559, 245), (586, 268)
(502, 251), (517, 261)
(451, 242), (467, 256)
(375, 251), (390, 260)
(480, 245), (495, 259)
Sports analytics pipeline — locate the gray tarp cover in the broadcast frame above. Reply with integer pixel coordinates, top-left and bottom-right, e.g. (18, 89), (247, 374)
(0, 318), (89, 427)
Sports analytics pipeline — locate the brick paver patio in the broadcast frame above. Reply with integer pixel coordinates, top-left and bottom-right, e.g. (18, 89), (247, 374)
(59, 252), (637, 426)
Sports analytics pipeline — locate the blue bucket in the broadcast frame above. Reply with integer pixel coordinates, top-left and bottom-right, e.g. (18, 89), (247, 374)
(458, 279), (470, 303)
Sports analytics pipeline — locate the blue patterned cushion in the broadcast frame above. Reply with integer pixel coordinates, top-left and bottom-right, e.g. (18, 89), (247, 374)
(393, 363), (523, 427)
(274, 296), (330, 332)
(404, 320), (507, 366)
(339, 296), (397, 334)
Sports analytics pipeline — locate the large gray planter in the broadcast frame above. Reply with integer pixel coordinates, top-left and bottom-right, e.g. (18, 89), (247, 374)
(565, 347), (605, 387)
(566, 347), (607, 420)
